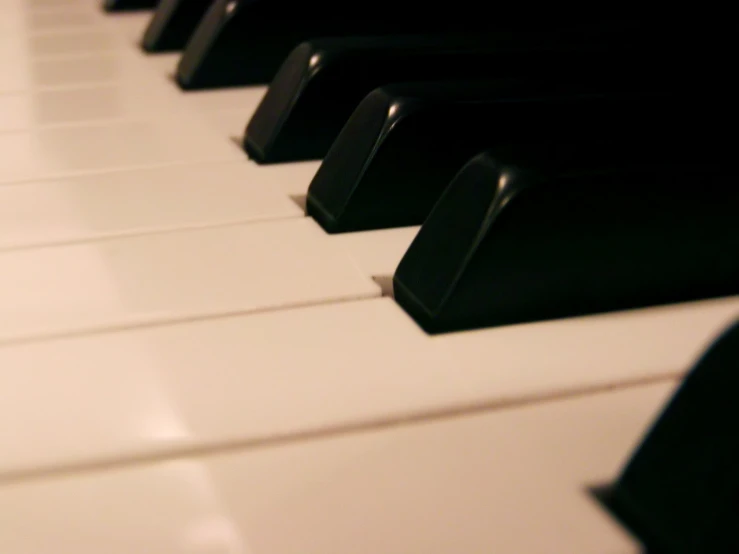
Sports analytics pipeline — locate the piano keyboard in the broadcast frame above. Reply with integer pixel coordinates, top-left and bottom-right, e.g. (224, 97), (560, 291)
(0, 1), (736, 551)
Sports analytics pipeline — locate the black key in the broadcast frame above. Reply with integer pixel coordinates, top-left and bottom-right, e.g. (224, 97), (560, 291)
(606, 318), (739, 554)
(392, 150), (736, 334)
(103, 0), (157, 11)
(244, 29), (641, 163)
(175, 0), (629, 90)
(306, 81), (688, 234)
(141, 0), (214, 52)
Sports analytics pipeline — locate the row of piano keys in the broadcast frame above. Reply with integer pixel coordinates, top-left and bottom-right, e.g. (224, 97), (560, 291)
(0, 0), (737, 551)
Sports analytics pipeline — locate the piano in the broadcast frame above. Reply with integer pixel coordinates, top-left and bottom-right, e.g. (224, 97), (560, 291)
(0, 0), (737, 551)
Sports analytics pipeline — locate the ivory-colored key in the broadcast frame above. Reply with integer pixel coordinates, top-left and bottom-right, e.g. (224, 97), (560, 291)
(1, 51), (156, 93)
(0, 162), (301, 251)
(332, 225), (421, 277)
(0, 294), (734, 478)
(0, 381), (676, 553)
(28, 30), (119, 57)
(0, 217), (380, 345)
(0, 82), (183, 130)
(25, 8), (100, 32)
(0, 115), (240, 184)
(105, 11), (154, 47)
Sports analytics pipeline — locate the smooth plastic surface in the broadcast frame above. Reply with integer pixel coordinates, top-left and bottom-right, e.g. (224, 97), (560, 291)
(608, 319), (739, 553)
(0, 218), (380, 344)
(394, 152), (736, 333)
(244, 30), (639, 163)
(0, 379), (676, 553)
(141, 0), (214, 52)
(307, 82), (681, 233)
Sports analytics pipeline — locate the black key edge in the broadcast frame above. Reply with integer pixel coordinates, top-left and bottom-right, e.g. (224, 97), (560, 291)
(243, 42), (315, 162)
(141, 0), (213, 53)
(175, 0), (228, 90)
(393, 151), (737, 334)
(306, 87), (395, 232)
(608, 318), (739, 553)
(245, 29), (666, 164)
(393, 152), (540, 333)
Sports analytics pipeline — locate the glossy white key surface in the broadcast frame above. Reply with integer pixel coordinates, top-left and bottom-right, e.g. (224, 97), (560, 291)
(24, 0), (95, 8)
(247, 160), (322, 197)
(179, 87), (268, 114)
(0, 382), (676, 553)
(0, 116), (241, 184)
(333, 225), (421, 276)
(0, 295), (734, 477)
(0, 93), (29, 131)
(30, 30), (119, 57)
(106, 12), (154, 47)
(1, 55), (122, 94)
(32, 53), (150, 88)
(25, 8), (99, 32)
(204, 108), (258, 140)
(177, 89), (267, 139)
(0, 82), (182, 130)
(134, 52), (181, 79)
(0, 162), (302, 251)
(0, 218), (379, 344)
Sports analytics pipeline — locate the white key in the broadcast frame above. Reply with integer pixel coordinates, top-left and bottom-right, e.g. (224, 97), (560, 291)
(0, 162), (302, 251)
(0, 48), (33, 93)
(28, 30), (119, 57)
(134, 53), (181, 81)
(179, 88), (268, 113)
(175, 89), (269, 138)
(0, 115), (240, 184)
(258, 160), (323, 197)
(0, 381), (676, 553)
(105, 12), (154, 48)
(0, 93), (30, 132)
(0, 15), (124, 90)
(0, 217), (379, 345)
(30, 51), (160, 90)
(0, 294), (734, 477)
(166, 88), (422, 278)
(0, 82), (186, 130)
(157, 86), (325, 199)
(25, 8), (100, 33)
(0, 49), (163, 93)
(332, 225), (421, 277)
(25, 0), (95, 9)
(0, 4), (101, 34)
(0, 29), (117, 63)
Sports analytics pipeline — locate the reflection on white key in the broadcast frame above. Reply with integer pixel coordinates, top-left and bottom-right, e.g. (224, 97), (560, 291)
(0, 162), (302, 251)
(0, 382), (676, 553)
(0, 116), (240, 184)
(0, 218), (379, 344)
(0, 294), (735, 477)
